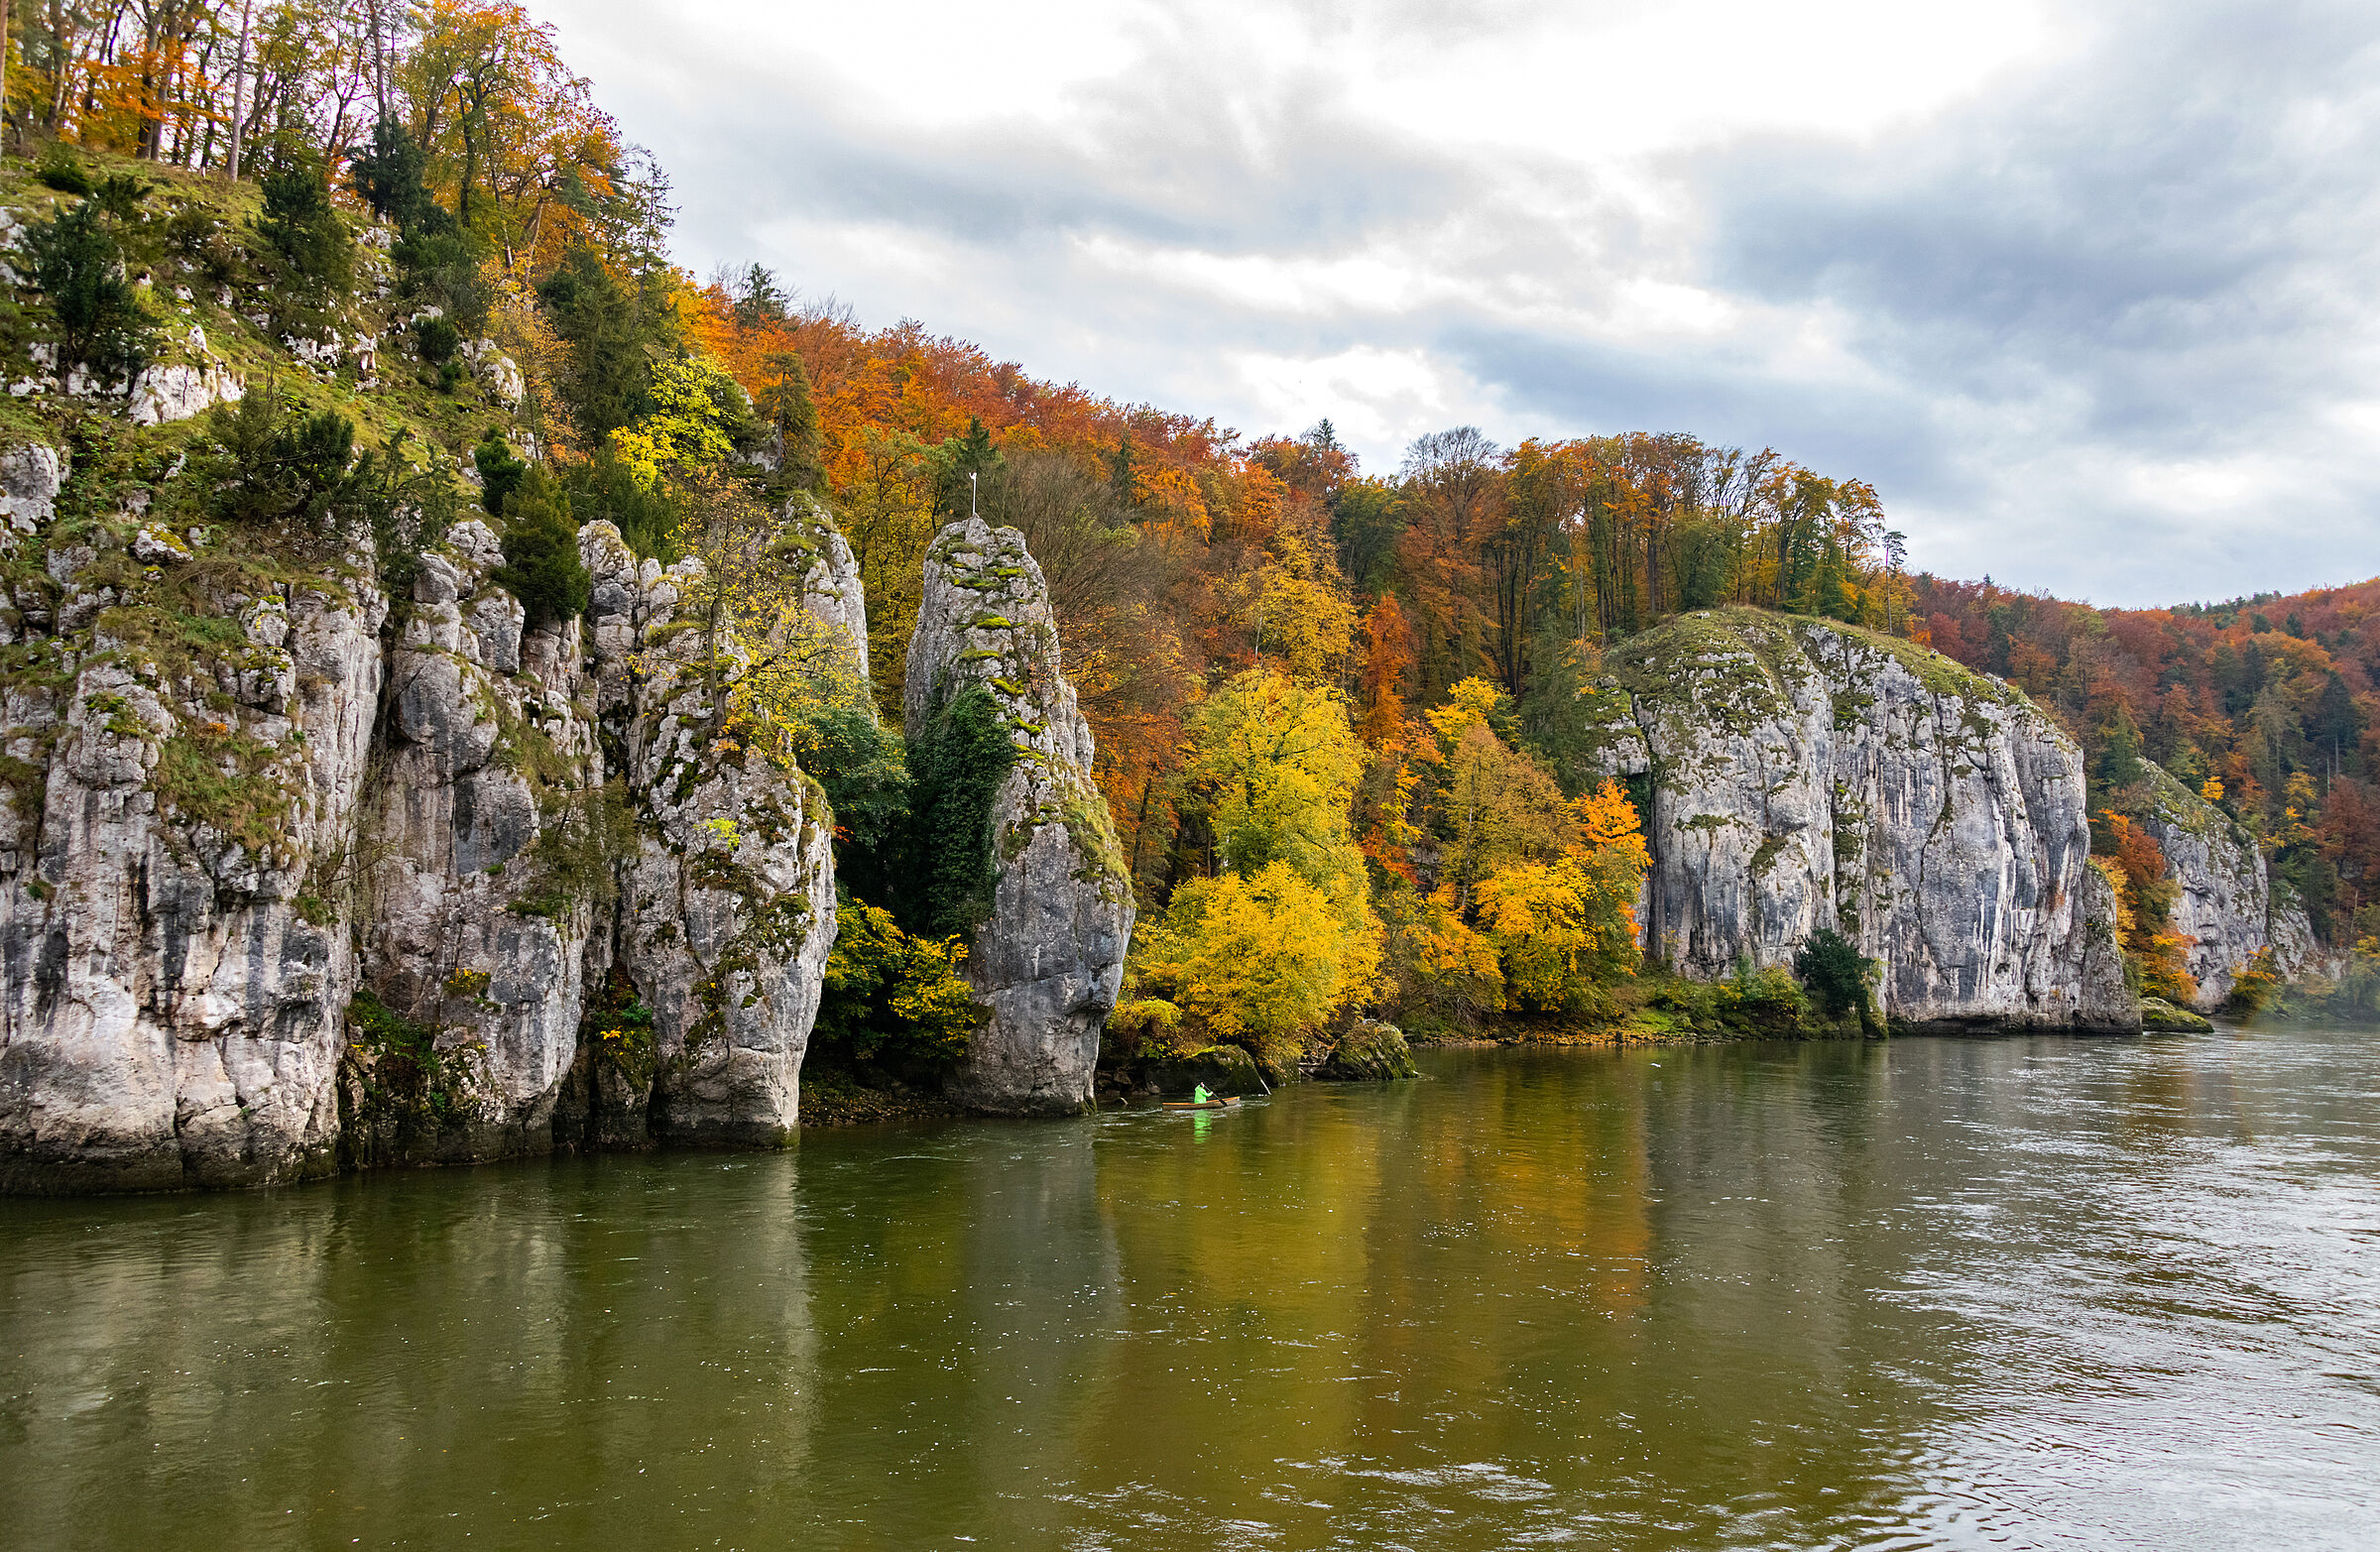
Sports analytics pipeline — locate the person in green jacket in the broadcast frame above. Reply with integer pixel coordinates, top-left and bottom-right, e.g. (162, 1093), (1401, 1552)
(1192, 1083), (1213, 1104)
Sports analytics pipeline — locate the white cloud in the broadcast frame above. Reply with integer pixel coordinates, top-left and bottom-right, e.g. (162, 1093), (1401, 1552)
(1232, 343), (1482, 448)
(528, 0), (2380, 606)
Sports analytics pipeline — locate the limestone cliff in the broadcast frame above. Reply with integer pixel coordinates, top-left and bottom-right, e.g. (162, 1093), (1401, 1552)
(0, 526), (386, 1191)
(781, 492), (871, 690)
(905, 518), (1133, 1114)
(2133, 763), (2318, 1009)
(1580, 610), (2136, 1031)
(581, 523), (837, 1145)
(352, 520), (604, 1165)
(0, 473), (843, 1190)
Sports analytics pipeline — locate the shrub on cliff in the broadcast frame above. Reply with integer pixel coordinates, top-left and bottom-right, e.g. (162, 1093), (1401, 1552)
(560, 450), (680, 559)
(24, 198), (154, 386)
(197, 387), (373, 533)
(491, 465), (592, 629)
(2092, 811), (2199, 1006)
(1795, 928), (1878, 1031)
(33, 143), (93, 197)
(415, 314), (461, 368)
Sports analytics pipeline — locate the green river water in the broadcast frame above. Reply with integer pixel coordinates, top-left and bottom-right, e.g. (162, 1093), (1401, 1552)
(2, 1028), (2376, 1549)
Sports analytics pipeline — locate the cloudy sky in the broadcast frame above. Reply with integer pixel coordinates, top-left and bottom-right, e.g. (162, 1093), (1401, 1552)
(530, 0), (2380, 607)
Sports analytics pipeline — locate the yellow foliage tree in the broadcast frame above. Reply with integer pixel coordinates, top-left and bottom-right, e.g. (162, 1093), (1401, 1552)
(610, 354), (751, 489)
(1150, 863), (1364, 1044)
(1228, 531), (1357, 680)
(1426, 679), (1576, 908)
(1185, 668), (1368, 895)
(1137, 668), (1382, 1050)
(1473, 782), (1649, 1014)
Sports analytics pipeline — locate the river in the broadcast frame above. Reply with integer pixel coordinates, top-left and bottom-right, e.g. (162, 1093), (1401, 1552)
(2, 1027), (2375, 1549)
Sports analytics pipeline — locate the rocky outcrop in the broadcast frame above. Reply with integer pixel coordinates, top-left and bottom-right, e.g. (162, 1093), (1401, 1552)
(2133, 763), (2317, 1009)
(0, 442), (64, 541)
(905, 518), (1133, 1114)
(781, 493), (871, 688)
(125, 328), (243, 427)
(1318, 1019), (1420, 1081)
(2139, 996), (2214, 1033)
(581, 522), (837, 1144)
(1149, 1043), (1263, 1098)
(0, 535), (387, 1191)
(355, 521), (604, 1164)
(1580, 609), (2135, 1031)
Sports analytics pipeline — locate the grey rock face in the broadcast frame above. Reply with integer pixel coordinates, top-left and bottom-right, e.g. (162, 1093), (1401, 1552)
(0, 564), (387, 1191)
(0, 442), (64, 541)
(2136, 764), (2317, 1007)
(781, 493), (871, 688)
(357, 521), (605, 1163)
(1583, 610), (2136, 1031)
(581, 522), (837, 1144)
(126, 328), (243, 427)
(905, 518), (1133, 1114)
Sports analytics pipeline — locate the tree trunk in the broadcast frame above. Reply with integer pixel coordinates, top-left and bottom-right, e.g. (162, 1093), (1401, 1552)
(227, 0), (254, 180)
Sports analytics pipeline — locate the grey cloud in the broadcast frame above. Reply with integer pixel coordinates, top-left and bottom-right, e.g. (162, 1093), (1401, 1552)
(1703, 0), (2380, 445)
(544, 0), (2380, 605)
(1437, 319), (1951, 489)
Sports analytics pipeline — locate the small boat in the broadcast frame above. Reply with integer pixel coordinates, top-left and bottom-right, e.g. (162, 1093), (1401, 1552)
(1161, 1096), (1241, 1111)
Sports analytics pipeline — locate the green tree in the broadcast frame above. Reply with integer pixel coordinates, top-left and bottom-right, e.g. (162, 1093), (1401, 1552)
(536, 245), (662, 446)
(491, 465), (591, 629)
(358, 118), (494, 336)
(350, 116), (440, 231)
(474, 432), (529, 520)
(1329, 477), (1404, 594)
(901, 685), (1017, 939)
(1795, 927), (1876, 1025)
(755, 351), (823, 490)
(935, 417), (1005, 521)
(25, 200), (153, 386)
(257, 163), (352, 298)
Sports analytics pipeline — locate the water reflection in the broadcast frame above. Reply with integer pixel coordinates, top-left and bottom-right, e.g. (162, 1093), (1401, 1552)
(2, 1028), (2375, 1549)
(0, 1154), (819, 1545)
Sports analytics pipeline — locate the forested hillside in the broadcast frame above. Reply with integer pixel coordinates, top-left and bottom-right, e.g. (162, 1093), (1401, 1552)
(1, 0), (2355, 1092)
(1909, 577), (2380, 948)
